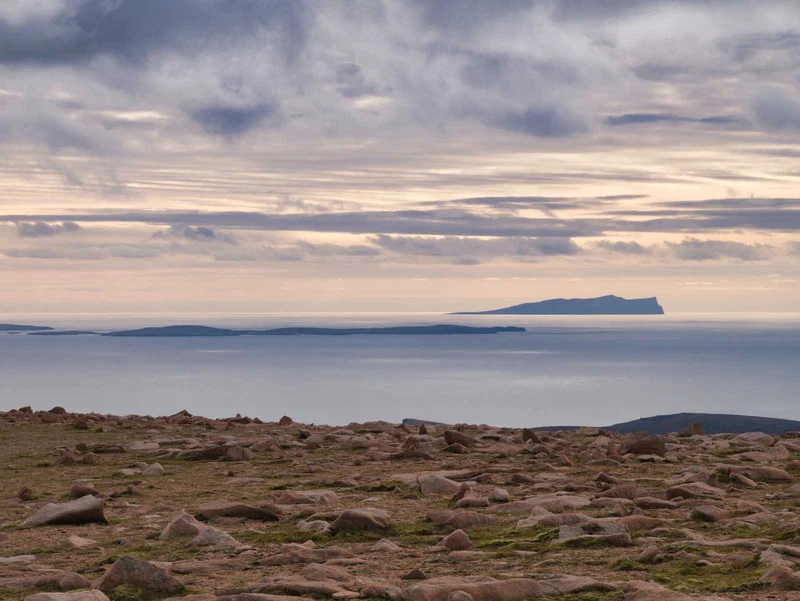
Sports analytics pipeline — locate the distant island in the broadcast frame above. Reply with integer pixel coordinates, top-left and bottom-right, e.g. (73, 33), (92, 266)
(453, 294), (665, 315)
(105, 324), (526, 337)
(404, 412), (800, 435)
(0, 324), (54, 332)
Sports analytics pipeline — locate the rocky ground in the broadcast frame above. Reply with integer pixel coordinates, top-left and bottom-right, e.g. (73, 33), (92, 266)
(1, 407), (800, 601)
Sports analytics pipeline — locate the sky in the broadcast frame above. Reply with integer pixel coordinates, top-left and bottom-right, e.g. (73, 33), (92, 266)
(1, 0), (799, 314)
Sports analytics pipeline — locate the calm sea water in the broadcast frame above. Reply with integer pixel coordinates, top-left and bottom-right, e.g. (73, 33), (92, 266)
(1, 313), (798, 428)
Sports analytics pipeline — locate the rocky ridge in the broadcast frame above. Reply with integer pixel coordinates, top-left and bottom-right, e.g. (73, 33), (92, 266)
(2, 407), (800, 601)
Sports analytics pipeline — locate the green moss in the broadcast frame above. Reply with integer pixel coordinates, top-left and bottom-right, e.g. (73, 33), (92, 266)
(547, 592), (624, 601)
(610, 558), (646, 571)
(653, 558), (768, 594)
(108, 584), (188, 601)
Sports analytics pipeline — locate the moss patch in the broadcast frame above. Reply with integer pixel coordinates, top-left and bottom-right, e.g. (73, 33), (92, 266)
(653, 558), (768, 594)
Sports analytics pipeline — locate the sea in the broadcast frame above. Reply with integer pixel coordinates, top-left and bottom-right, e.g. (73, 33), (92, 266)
(1, 313), (798, 428)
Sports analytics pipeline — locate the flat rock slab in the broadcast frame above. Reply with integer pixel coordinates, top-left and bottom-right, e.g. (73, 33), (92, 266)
(196, 500), (280, 521)
(20, 496), (108, 528)
(406, 577), (543, 601)
(24, 593), (110, 601)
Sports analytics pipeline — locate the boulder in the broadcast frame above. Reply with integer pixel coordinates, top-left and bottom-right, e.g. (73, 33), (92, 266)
(620, 435), (666, 457)
(21, 495), (108, 528)
(192, 525), (240, 547)
(142, 463), (165, 477)
(407, 577), (543, 601)
(419, 475), (462, 495)
(160, 510), (206, 540)
(196, 500), (280, 521)
(68, 484), (101, 499)
(24, 593), (110, 601)
(665, 482), (726, 500)
(93, 556), (183, 594)
(690, 505), (727, 523)
(443, 430), (477, 447)
(223, 446), (254, 461)
(327, 508), (391, 533)
(436, 529), (475, 551)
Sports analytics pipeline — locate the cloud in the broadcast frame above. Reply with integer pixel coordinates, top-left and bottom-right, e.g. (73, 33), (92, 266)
(372, 234), (581, 263)
(16, 221), (82, 237)
(189, 102), (280, 139)
(490, 105), (590, 137)
(605, 113), (745, 126)
(752, 86), (800, 133)
(594, 240), (652, 255)
(152, 226), (237, 244)
(3, 245), (161, 261)
(0, 0), (309, 66)
(664, 238), (773, 261)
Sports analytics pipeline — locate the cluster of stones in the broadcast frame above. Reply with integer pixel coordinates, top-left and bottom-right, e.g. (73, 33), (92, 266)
(2, 407), (800, 601)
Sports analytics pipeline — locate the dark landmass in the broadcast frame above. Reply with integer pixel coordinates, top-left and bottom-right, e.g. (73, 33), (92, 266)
(105, 324), (526, 337)
(453, 294), (665, 315)
(0, 324), (54, 332)
(28, 330), (100, 336)
(404, 412), (800, 435)
(107, 325), (241, 337)
(605, 412), (800, 435)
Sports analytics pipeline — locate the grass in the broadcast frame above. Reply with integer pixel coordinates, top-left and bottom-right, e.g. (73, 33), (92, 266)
(653, 557), (768, 594)
(107, 584), (189, 601)
(547, 593), (624, 601)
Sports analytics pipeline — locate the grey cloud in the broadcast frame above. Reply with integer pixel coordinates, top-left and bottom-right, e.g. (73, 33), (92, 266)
(335, 63), (381, 99)
(594, 240), (652, 255)
(753, 86), (800, 133)
(189, 102), (280, 139)
(664, 238), (773, 261)
(372, 234), (581, 262)
(606, 113), (745, 126)
(492, 105), (590, 137)
(0, 0), (309, 66)
(16, 221), (82, 238)
(152, 226), (237, 244)
(2, 244), (159, 260)
(0, 101), (121, 154)
(296, 242), (381, 257)
(656, 198), (800, 210)
(4, 247), (105, 260)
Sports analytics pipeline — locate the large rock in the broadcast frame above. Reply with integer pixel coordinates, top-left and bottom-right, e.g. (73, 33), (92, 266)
(192, 525), (240, 547)
(142, 463), (165, 477)
(21, 496), (108, 528)
(407, 577), (543, 601)
(160, 510), (205, 540)
(196, 500), (280, 521)
(93, 556), (183, 594)
(666, 482), (726, 500)
(620, 435), (666, 457)
(24, 593), (110, 601)
(419, 475), (463, 495)
(537, 576), (618, 596)
(436, 529), (475, 551)
(326, 509), (391, 533)
(443, 430), (477, 447)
